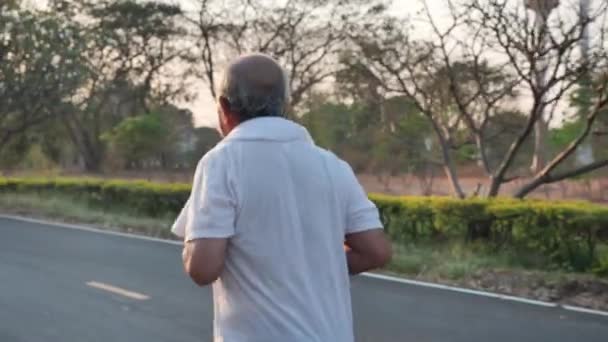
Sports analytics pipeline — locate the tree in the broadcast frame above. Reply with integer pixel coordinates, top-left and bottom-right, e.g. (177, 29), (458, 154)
(102, 104), (201, 170)
(353, 0), (608, 198)
(298, 95), (359, 153)
(156, 106), (199, 169)
(187, 0), (389, 111)
(50, 0), (190, 171)
(298, 92), (435, 185)
(190, 127), (222, 166)
(370, 96), (436, 190)
(324, 52), (440, 186)
(0, 5), (87, 154)
(102, 112), (170, 169)
(569, 65), (608, 165)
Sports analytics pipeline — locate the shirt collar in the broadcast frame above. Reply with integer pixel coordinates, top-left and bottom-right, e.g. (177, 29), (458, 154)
(224, 117), (314, 143)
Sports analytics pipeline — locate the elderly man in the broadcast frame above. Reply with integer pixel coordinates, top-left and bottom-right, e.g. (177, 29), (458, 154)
(172, 53), (391, 342)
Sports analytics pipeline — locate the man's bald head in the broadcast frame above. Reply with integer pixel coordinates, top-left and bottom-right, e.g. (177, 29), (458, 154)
(218, 53), (289, 121)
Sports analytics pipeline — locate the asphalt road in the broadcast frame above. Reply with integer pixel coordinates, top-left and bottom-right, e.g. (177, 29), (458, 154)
(1, 217), (607, 342)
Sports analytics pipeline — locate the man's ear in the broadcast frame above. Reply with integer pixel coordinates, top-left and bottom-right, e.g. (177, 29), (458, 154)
(218, 96), (231, 115)
(218, 96), (240, 128)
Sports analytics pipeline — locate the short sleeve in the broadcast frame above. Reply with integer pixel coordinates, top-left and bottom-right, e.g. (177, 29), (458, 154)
(171, 150), (236, 241)
(171, 197), (190, 238)
(340, 161), (383, 235)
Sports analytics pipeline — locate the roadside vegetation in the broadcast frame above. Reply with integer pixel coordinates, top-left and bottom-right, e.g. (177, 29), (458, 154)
(1, 177), (607, 311)
(0, 191), (174, 239)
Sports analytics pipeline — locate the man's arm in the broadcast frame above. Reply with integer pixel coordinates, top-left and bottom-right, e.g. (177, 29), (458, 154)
(345, 228), (392, 275)
(182, 238), (229, 286)
(176, 149), (236, 287)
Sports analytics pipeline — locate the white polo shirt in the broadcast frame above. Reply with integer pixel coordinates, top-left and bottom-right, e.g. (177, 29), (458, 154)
(172, 117), (382, 342)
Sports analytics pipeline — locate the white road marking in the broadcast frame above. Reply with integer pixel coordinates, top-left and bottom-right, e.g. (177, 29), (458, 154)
(362, 273), (557, 307)
(0, 214), (182, 245)
(562, 305), (608, 317)
(3, 214), (608, 318)
(86, 281), (150, 301)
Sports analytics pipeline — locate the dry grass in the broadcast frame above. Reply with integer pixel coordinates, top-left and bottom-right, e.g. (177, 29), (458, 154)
(0, 192), (176, 239)
(387, 243), (608, 311)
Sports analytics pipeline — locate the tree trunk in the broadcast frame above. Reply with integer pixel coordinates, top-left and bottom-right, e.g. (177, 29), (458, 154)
(0, 133), (11, 156)
(529, 5), (553, 174)
(77, 132), (103, 172)
(487, 175), (501, 198)
(63, 116), (103, 173)
(438, 138), (466, 198)
(530, 112), (548, 174)
(82, 151), (102, 173)
(575, 0), (594, 165)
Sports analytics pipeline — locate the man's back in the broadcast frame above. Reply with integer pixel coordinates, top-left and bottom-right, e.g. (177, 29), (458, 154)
(174, 118), (383, 342)
(218, 117), (353, 341)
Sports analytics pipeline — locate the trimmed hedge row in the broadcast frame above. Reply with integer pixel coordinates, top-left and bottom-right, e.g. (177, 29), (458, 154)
(0, 177), (190, 217)
(372, 194), (608, 272)
(1, 177), (607, 273)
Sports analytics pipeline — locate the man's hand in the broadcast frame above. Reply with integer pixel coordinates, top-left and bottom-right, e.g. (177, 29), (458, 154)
(345, 229), (392, 275)
(182, 238), (229, 286)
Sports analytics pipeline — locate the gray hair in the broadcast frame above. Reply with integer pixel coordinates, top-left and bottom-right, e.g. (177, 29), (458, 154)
(217, 55), (290, 120)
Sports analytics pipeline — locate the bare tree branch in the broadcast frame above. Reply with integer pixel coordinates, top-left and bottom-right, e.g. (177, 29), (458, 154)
(515, 159), (608, 198)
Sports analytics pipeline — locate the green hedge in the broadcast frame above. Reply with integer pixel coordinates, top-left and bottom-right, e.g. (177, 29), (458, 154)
(1, 177), (607, 273)
(372, 194), (608, 272)
(0, 177), (190, 217)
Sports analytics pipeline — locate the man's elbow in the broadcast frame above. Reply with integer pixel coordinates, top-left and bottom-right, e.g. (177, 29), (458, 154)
(371, 241), (393, 268)
(185, 261), (222, 286)
(188, 269), (220, 287)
